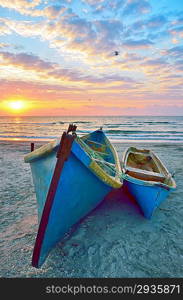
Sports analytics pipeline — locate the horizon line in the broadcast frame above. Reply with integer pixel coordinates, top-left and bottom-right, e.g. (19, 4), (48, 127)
(0, 115), (183, 117)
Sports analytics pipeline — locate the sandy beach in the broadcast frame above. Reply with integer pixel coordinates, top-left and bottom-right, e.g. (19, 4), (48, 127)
(0, 140), (183, 278)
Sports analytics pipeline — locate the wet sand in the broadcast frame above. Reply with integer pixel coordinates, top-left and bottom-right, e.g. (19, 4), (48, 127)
(0, 141), (183, 278)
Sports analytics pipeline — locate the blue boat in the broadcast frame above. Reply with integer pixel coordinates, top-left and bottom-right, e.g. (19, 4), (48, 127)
(121, 147), (176, 219)
(24, 125), (122, 268)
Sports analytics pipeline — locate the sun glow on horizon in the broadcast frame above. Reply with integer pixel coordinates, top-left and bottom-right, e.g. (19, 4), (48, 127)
(2, 100), (30, 114)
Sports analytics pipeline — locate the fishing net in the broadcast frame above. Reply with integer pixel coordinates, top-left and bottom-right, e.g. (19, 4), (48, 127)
(76, 136), (119, 178)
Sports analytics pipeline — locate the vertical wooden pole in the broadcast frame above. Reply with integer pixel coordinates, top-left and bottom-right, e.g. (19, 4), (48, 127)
(31, 131), (75, 268)
(31, 143), (34, 152)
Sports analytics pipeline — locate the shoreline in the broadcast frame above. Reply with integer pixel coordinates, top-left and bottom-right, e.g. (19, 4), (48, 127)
(1, 138), (183, 145)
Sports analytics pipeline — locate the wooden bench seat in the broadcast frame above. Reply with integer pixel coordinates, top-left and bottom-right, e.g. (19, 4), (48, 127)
(126, 167), (165, 183)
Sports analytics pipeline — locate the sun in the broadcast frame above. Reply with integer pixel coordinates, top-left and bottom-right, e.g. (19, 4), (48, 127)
(1, 99), (32, 115)
(6, 100), (27, 114)
(8, 101), (24, 110)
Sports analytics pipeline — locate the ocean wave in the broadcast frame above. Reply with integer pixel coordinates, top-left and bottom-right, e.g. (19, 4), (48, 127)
(105, 130), (183, 135)
(1, 133), (183, 142)
(52, 121), (65, 125)
(109, 136), (183, 141)
(1, 116), (183, 143)
(2, 122), (65, 126)
(104, 123), (124, 127)
(1, 131), (18, 134)
(143, 121), (176, 124)
(70, 121), (92, 124)
(0, 135), (56, 140)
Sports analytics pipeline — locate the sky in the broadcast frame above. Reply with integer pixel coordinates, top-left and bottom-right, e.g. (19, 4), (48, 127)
(0, 0), (182, 116)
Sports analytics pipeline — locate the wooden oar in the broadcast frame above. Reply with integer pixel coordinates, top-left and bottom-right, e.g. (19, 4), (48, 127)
(32, 125), (76, 268)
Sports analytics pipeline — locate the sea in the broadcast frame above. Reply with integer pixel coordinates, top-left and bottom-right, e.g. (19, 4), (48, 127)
(0, 115), (183, 143)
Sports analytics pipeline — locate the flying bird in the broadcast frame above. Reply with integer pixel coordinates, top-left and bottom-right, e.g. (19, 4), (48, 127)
(114, 51), (119, 56)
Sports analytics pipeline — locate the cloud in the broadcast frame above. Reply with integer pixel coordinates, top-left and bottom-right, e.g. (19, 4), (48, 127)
(82, 73), (135, 84)
(176, 60), (183, 67)
(45, 15), (123, 57)
(86, 0), (126, 15)
(123, 52), (144, 61)
(0, 6), (157, 61)
(0, 0), (42, 16)
(164, 74), (183, 79)
(0, 78), (82, 97)
(123, 0), (151, 16)
(0, 50), (136, 87)
(0, 0), (182, 114)
(168, 46), (183, 57)
(169, 25), (183, 39)
(0, 1), (66, 19)
(141, 58), (168, 67)
(0, 16), (111, 59)
(84, 0), (104, 4)
(123, 38), (153, 49)
(0, 0), (41, 9)
(171, 26), (183, 33)
(42, 5), (66, 19)
(108, 0), (126, 12)
(147, 30), (170, 42)
(0, 42), (10, 48)
(0, 51), (53, 72)
(0, 50), (85, 85)
(142, 104), (183, 115)
(133, 15), (167, 31)
(95, 19), (123, 41)
(172, 16), (183, 26)
(0, 19), (12, 35)
(173, 59), (183, 72)
(0, 17), (44, 37)
(63, 14), (96, 39)
(146, 15), (167, 28)
(77, 103), (183, 116)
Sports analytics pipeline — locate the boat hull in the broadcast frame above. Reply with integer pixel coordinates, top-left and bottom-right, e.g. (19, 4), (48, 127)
(121, 146), (176, 219)
(123, 179), (171, 219)
(32, 148), (112, 267)
(25, 130), (121, 267)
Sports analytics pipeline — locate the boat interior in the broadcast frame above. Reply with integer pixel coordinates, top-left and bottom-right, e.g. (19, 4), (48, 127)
(81, 131), (115, 163)
(127, 152), (160, 173)
(80, 130), (118, 178)
(124, 147), (174, 185)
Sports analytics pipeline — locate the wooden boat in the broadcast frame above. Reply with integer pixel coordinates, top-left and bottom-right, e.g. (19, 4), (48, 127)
(121, 147), (176, 219)
(24, 125), (122, 268)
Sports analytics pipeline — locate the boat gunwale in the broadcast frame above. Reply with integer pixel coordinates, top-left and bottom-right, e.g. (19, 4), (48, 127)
(24, 131), (122, 189)
(24, 139), (58, 163)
